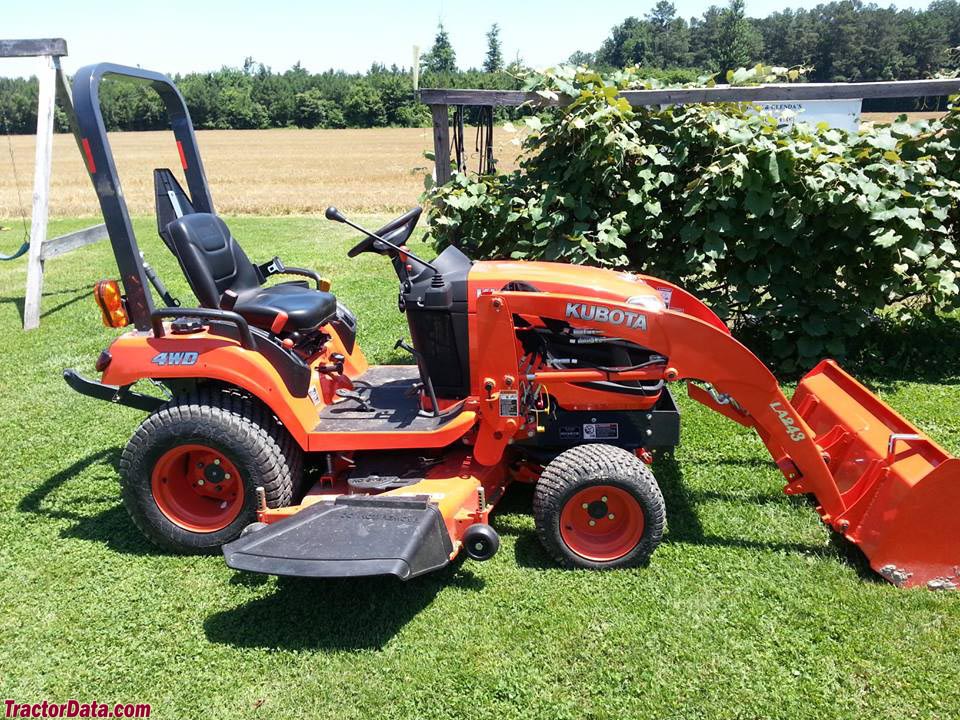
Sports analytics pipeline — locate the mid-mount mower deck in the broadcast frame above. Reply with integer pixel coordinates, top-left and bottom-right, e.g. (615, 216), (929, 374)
(62, 63), (958, 590)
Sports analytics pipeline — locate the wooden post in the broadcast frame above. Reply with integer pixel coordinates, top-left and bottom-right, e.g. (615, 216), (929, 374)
(22, 54), (57, 330)
(430, 104), (451, 186)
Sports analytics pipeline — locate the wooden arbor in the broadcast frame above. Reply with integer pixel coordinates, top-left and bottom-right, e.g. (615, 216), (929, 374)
(1, 38), (108, 330)
(419, 78), (960, 185)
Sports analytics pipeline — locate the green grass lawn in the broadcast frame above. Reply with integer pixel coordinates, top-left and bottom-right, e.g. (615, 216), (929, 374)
(0, 216), (958, 720)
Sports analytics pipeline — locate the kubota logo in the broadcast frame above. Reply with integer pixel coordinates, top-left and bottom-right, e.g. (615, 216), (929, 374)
(770, 401), (806, 441)
(565, 303), (647, 330)
(151, 351), (199, 366)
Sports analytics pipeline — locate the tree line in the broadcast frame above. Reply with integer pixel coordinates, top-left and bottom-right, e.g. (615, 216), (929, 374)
(2, 1), (960, 135)
(588, 0), (960, 83)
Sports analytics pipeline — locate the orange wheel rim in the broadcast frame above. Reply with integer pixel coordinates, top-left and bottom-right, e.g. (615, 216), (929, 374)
(559, 485), (645, 562)
(150, 444), (245, 533)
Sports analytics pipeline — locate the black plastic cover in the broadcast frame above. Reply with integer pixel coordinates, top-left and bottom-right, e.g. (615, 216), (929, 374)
(402, 245), (473, 397)
(330, 301), (358, 354)
(222, 495), (453, 580)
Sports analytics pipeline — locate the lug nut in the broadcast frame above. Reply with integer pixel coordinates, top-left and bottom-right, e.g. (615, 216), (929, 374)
(197, 479), (205, 486)
(589, 520), (596, 526)
(608, 513), (615, 520)
(224, 473), (231, 480)
(581, 503), (589, 509)
(601, 496), (607, 503)
(213, 459), (221, 466)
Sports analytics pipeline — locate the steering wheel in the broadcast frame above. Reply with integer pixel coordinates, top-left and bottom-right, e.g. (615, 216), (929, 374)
(345, 206), (422, 258)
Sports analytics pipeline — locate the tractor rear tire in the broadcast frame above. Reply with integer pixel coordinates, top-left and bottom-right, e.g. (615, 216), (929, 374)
(533, 444), (665, 570)
(119, 390), (300, 554)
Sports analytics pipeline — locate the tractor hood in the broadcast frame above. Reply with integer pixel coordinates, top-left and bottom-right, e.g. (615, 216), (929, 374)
(467, 261), (666, 313)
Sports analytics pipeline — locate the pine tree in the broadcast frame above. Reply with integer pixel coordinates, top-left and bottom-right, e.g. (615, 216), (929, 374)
(424, 23), (457, 74)
(713, 0), (763, 78)
(484, 24), (504, 72)
(647, 1), (691, 67)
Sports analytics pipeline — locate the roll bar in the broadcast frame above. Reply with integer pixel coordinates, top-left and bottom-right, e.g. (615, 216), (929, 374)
(70, 63), (215, 330)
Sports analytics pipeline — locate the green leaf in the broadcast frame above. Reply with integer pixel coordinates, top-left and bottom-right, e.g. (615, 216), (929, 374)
(746, 266), (769, 285)
(745, 190), (772, 217)
(767, 152), (780, 185)
(802, 316), (828, 337)
(798, 336), (823, 358)
(873, 229), (900, 248)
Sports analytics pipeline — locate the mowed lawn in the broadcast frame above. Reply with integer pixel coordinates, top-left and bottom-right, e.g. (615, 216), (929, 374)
(0, 216), (958, 720)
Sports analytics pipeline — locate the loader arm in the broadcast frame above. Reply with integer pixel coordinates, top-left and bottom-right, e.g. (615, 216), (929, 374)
(494, 291), (959, 589)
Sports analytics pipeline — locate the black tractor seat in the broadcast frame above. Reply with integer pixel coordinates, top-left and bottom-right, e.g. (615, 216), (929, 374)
(165, 213), (336, 334)
(232, 282), (337, 333)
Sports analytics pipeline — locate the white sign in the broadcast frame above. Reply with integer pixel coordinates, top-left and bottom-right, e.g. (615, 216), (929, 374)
(753, 99), (862, 133)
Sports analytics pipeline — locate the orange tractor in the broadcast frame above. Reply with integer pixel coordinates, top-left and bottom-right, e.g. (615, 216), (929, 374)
(63, 63), (958, 589)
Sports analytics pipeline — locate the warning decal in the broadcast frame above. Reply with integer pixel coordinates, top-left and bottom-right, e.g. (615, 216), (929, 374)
(583, 422), (619, 440)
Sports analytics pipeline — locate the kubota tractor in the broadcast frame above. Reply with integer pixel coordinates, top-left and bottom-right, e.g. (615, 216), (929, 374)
(62, 63), (959, 589)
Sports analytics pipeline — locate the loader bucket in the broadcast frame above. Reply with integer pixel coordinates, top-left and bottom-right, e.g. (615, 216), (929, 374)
(792, 360), (960, 590)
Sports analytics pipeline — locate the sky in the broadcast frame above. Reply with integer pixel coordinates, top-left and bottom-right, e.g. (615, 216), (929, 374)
(1, 0), (935, 79)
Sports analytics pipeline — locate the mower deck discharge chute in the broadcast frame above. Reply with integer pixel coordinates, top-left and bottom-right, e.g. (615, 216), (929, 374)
(63, 62), (957, 590)
(223, 495), (455, 580)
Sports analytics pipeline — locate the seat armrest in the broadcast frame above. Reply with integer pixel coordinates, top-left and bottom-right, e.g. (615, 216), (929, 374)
(256, 255), (330, 291)
(277, 267), (330, 292)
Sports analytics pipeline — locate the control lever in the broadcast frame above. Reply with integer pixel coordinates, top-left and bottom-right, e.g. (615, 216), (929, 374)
(140, 252), (179, 307)
(335, 388), (373, 411)
(318, 353), (345, 375)
(394, 338), (440, 418)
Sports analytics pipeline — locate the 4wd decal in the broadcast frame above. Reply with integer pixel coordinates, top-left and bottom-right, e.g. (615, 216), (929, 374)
(151, 351), (199, 367)
(565, 302), (647, 331)
(770, 401), (806, 442)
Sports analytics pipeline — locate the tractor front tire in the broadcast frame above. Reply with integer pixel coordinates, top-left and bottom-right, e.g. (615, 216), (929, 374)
(119, 391), (299, 554)
(533, 444), (665, 570)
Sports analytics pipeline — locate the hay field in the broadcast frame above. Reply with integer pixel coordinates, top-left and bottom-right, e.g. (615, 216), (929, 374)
(861, 110), (946, 123)
(0, 127), (524, 218)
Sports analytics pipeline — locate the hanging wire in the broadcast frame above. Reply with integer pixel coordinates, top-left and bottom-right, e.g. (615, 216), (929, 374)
(449, 105), (497, 177)
(474, 106), (495, 175)
(450, 104), (466, 174)
(0, 110), (31, 261)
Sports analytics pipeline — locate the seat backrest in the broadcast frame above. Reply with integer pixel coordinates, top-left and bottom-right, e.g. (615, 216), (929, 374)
(165, 213), (261, 308)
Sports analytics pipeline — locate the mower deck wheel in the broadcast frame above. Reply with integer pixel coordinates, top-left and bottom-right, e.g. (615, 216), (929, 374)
(533, 444), (665, 569)
(119, 390), (300, 554)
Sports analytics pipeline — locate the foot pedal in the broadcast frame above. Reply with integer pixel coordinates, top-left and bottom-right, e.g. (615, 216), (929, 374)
(335, 388), (372, 411)
(223, 495), (453, 580)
